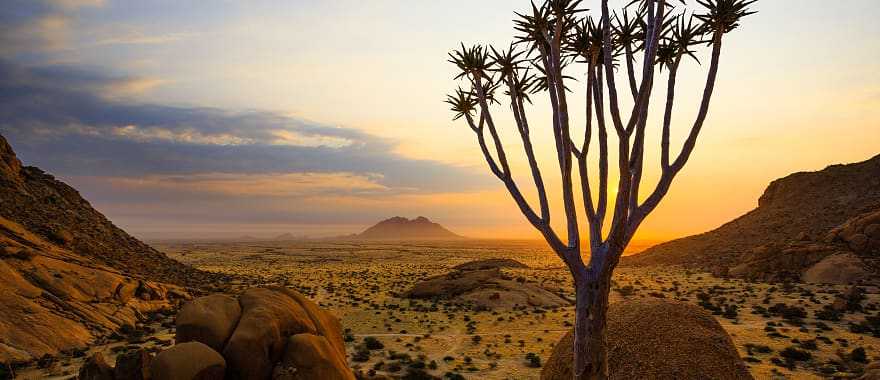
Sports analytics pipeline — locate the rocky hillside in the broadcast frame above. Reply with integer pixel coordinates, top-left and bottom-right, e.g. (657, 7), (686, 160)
(0, 215), (189, 363)
(626, 155), (880, 283)
(0, 134), (230, 364)
(0, 134), (216, 287)
(357, 216), (462, 240)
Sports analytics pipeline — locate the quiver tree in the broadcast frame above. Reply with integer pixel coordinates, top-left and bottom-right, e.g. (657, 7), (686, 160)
(446, 0), (755, 379)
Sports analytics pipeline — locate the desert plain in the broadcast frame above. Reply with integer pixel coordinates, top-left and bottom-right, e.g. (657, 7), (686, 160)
(16, 239), (879, 380)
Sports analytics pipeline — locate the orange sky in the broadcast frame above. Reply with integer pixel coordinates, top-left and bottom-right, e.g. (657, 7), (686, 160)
(1, 0), (878, 245)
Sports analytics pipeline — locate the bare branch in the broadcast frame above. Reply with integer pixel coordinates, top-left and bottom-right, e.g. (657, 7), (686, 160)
(632, 33), (725, 238)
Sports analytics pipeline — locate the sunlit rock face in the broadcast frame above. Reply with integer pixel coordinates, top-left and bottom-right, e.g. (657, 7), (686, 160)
(626, 154), (880, 283)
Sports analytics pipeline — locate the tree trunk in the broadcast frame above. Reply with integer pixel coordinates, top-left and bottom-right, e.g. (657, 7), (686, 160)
(572, 271), (613, 380)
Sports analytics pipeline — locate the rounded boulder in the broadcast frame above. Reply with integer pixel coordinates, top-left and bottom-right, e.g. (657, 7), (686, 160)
(222, 287), (347, 380)
(151, 342), (226, 380)
(542, 298), (752, 380)
(272, 333), (355, 380)
(176, 294), (242, 352)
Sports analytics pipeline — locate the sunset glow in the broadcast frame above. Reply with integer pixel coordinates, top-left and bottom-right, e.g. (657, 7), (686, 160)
(1, 0), (877, 244)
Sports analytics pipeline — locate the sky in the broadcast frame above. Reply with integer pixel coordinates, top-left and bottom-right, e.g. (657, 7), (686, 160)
(0, 0), (878, 244)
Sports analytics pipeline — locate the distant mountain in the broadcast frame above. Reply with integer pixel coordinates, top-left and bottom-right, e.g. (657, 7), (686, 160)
(625, 154), (880, 283)
(274, 232), (303, 241)
(357, 216), (463, 240)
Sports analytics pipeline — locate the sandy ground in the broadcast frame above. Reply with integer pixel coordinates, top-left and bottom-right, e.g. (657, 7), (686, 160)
(15, 239), (880, 379)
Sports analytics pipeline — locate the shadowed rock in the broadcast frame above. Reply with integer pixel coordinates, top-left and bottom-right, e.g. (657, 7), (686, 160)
(542, 299), (752, 380)
(78, 352), (114, 380)
(626, 155), (880, 283)
(0, 216), (189, 363)
(222, 287), (347, 380)
(406, 266), (569, 309)
(113, 349), (152, 380)
(273, 333), (355, 380)
(452, 258), (528, 271)
(802, 253), (869, 284)
(176, 294), (242, 352)
(151, 342), (226, 380)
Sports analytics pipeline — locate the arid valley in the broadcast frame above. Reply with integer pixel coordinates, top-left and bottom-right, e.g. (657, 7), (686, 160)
(13, 237), (880, 380)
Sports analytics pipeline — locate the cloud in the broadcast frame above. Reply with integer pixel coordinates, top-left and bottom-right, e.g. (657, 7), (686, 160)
(49, 0), (105, 10)
(92, 31), (197, 46)
(0, 0), (105, 58)
(0, 60), (491, 196)
(95, 172), (390, 198)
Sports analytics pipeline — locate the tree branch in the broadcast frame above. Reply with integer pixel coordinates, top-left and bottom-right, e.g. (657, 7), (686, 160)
(631, 33), (725, 238)
(507, 76), (551, 222)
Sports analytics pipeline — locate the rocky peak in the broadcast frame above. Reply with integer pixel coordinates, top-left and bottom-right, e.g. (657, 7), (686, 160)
(358, 216), (462, 240)
(0, 133), (219, 287)
(0, 134), (22, 180)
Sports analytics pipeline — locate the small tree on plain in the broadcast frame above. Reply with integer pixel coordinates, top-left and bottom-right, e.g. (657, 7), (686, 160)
(446, 0), (755, 379)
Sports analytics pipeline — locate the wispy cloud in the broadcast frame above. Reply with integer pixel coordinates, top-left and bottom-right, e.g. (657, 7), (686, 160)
(0, 60), (491, 195)
(95, 172), (390, 198)
(0, 0), (105, 58)
(92, 31), (197, 46)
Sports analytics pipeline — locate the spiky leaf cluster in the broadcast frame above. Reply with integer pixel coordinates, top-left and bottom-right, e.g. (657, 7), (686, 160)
(445, 88), (478, 121)
(695, 0), (757, 35)
(446, 0), (757, 120)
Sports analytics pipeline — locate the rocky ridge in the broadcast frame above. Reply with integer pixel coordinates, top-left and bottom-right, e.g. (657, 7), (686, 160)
(0, 134), (225, 365)
(0, 134), (219, 287)
(626, 155), (880, 283)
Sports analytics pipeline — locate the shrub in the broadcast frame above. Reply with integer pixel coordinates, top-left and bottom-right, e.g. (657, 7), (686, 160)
(387, 362), (403, 372)
(745, 343), (772, 355)
(815, 307), (842, 321)
(616, 285), (636, 297)
(851, 347), (868, 363)
(525, 352), (541, 368)
(364, 336), (384, 350)
(352, 348), (370, 362)
(780, 346), (812, 362)
(768, 303), (807, 323)
(402, 368), (435, 380)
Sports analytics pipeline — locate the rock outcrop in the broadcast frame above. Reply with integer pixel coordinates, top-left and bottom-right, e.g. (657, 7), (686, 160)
(357, 216), (462, 240)
(78, 353), (115, 380)
(175, 294), (241, 352)
(274, 333), (353, 380)
(406, 261), (570, 309)
(113, 349), (153, 380)
(151, 342), (226, 380)
(451, 258), (528, 271)
(0, 216), (188, 364)
(542, 299), (752, 380)
(626, 155), (880, 283)
(801, 253), (870, 285)
(163, 287), (352, 380)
